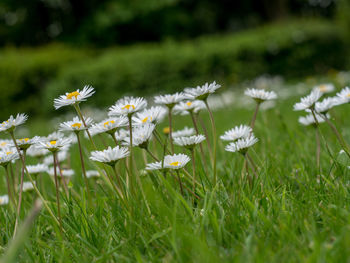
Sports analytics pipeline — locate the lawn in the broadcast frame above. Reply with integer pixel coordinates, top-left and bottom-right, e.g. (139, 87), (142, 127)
(1, 75), (350, 262)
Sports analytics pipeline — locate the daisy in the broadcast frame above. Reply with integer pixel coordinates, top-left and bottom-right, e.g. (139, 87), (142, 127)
(0, 195), (9, 206)
(244, 88), (277, 103)
(22, 181), (35, 192)
(154, 92), (186, 108)
(145, 161), (163, 171)
(184, 81), (221, 101)
(86, 170), (100, 179)
(0, 150), (19, 167)
(293, 89), (322, 111)
(38, 137), (71, 153)
(27, 145), (49, 158)
(54, 85), (95, 109)
(48, 168), (74, 177)
(90, 116), (128, 136)
(10, 136), (40, 151)
(173, 135), (205, 150)
(59, 116), (93, 133)
(298, 113), (326, 126)
(313, 97), (342, 114)
(0, 113), (28, 133)
(163, 153), (190, 169)
(225, 135), (258, 154)
(0, 139), (12, 149)
(108, 96), (147, 117)
(26, 164), (48, 175)
(313, 83), (335, 94)
(115, 129), (129, 141)
(132, 106), (167, 125)
(90, 146), (130, 166)
(220, 125), (252, 141)
(43, 151), (68, 165)
(123, 123), (155, 148)
(173, 100), (206, 115)
(336, 86), (350, 104)
(172, 127), (195, 138)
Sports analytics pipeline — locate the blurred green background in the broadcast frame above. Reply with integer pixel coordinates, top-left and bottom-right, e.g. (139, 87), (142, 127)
(0, 0), (350, 118)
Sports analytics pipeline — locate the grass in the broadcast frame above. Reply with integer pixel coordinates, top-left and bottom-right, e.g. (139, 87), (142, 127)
(1, 81), (350, 262)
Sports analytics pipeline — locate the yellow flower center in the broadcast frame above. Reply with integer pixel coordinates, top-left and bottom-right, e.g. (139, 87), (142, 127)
(186, 102), (192, 107)
(50, 141), (57, 145)
(66, 91), (80, 100)
(19, 138), (29, 143)
(122, 104), (135, 110)
(347, 93), (350, 97)
(319, 85), (327, 92)
(71, 123), (82, 129)
(104, 120), (115, 127)
(6, 151), (12, 155)
(142, 117), (149, 123)
(170, 161), (180, 166)
(0, 142), (7, 146)
(163, 127), (170, 134)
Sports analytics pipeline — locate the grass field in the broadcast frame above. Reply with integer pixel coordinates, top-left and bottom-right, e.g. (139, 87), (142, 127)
(1, 77), (350, 262)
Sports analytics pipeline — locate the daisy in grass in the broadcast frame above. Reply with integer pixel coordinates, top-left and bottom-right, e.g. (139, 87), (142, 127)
(90, 146), (129, 166)
(184, 81), (221, 101)
(26, 164), (48, 175)
(132, 106), (167, 125)
(173, 100), (206, 115)
(43, 151), (68, 165)
(54, 85), (95, 109)
(145, 161), (163, 171)
(27, 146), (49, 158)
(0, 139), (12, 149)
(163, 153), (190, 169)
(220, 125), (252, 142)
(298, 113), (327, 126)
(293, 89), (322, 111)
(313, 97), (343, 114)
(59, 116), (93, 133)
(48, 168), (74, 178)
(0, 113), (28, 133)
(123, 123), (155, 149)
(22, 181), (35, 192)
(225, 135), (258, 155)
(86, 170), (100, 179)
(336, 86), (350, 104)
(0, 150), (19, 167)
(0, 195), (9, 206)
(38, 136), (71, 153)
(90, 116), (128, 136)
(10, 136), (40, 151)
(108, 96), (147, 117)
(173, 135), (205, 150)
(154, 92), (186, 109)
(313, 83), (335, 94)
(172, 127), (195, 138)
(244, 88), (277, 103)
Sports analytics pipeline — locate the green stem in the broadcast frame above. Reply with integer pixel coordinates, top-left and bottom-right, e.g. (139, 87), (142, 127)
(4, 166), (15, 208)
(250, 102), (261, 129)
(53, 153), (63, 233)
(13, 150), (26, 236)
(111, 133), (119, 146)
(190, 149), (196, 205)
(127, 115), (134, 196)
(74, 103), (97, 150)
(168, 107), (174, 153)
(145, 147), (159, 162)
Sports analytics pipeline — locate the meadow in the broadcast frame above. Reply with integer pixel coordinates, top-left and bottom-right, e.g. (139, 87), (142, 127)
(1, 75), (350, 263)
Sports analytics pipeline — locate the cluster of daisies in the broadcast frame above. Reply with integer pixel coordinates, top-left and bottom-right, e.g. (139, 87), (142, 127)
(0, 82), (280, 233)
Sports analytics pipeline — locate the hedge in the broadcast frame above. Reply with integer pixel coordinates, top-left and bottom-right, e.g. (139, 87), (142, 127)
(0, 19), (347, 118)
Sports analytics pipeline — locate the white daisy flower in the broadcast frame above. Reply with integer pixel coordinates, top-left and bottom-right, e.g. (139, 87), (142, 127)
(163, 153), (190, 169)
(225, 135), (258, 154)
(38, 137), (71, 153)
(86, 170), (100, 179)
(46, 131), (65, 141)
(0, 150), (19, 167)
(48, 168), (74, 177)
(172, 127), (195, 138)
(90, 146), (130, 166)
(59, 116), (93, 133)
(313, 97), (343, 114)
(293, 89), (322, 111)
(0, 113), (28, 133)
(154, 92), (186, 108)
(298, 113), (327, 126)
(336, 86), (350, 104)
(43, 151), (68, 165)
(220, 125), (252, 141)
(244, 88), (277, 103)
(313, 83), (335, 94)
(10, 136), (40, 151)
(123, 123), (155, 148)
(145, 161), (163, 171)
(173, 100), (206, 115)
(132, 106), (167, 125)
(115, 129), (129, 141)
(54, 85), (95, 109)
(0, 139), (12, 149)
(108, 96), (147, 117)
(22, 181), (35, 192)
(184, 81), (221, 101)
(173, 135), (205, 149)
(27, 145), (49, 158)
(26, 164), (48, 175)
(90, 116), (128, 136)
(0, 195), (9, 206)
